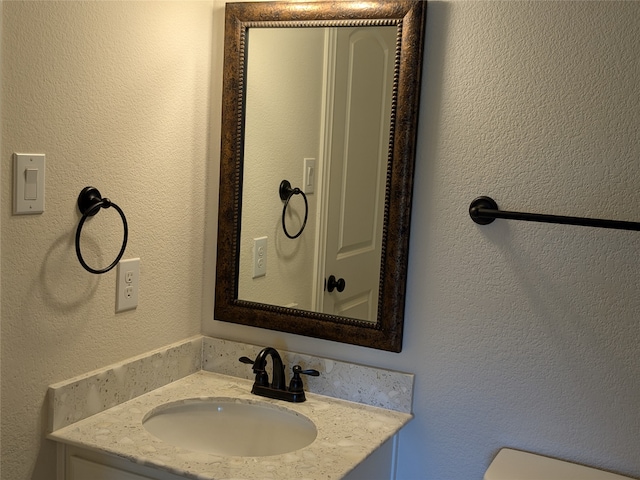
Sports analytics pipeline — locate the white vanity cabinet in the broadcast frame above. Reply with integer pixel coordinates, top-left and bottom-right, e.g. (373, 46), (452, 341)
(59, 437), (398, 480)
(69, 457), (153, 480)
(60, 445), (186, 480)
(343, 436), (397, 480)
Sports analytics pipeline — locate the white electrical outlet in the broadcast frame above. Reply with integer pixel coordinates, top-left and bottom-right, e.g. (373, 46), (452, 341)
(253, 237), (267, 278)
(116, 258), (140, 312)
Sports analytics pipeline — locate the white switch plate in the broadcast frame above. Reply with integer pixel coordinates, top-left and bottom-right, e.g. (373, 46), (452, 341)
(116, 258), (140, 312)
(303, 158), (316, 194)
(14, 153), (45, 214)
(253, 237), (267, 278)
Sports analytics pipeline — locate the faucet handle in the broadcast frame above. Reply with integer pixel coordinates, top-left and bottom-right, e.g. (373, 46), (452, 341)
(239, 356), (254, 365)
(293, 365), (320, 377)
(289, 365), (320, 394)
(239, 356), (269, 386)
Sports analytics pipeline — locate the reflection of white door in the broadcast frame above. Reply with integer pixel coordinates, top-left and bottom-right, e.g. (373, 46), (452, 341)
(319, 26), (395, 321)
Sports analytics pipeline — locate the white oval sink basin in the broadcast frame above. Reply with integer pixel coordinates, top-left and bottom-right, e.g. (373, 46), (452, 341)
(142, 398), (317, 457)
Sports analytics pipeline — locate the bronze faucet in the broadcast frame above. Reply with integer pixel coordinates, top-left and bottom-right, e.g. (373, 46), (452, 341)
(239, 347), (319, 402)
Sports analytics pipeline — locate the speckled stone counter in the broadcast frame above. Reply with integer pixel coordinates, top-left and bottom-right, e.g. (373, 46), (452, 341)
(48, 371), (412, 480)
(49, 336), (413, 432)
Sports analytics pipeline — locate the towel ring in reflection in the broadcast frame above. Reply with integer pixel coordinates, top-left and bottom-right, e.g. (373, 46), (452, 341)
(75, 186), (128, 274)
(279, 180), (308, 239)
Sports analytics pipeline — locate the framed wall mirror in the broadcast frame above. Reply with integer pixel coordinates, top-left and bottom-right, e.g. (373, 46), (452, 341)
(215, 0), (426, 352)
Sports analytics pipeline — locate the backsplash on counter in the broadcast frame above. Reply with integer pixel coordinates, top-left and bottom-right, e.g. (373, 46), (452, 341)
(202, 337), (414, 413)
(48, 336), (203, 432)
(48, 335), (414, 432)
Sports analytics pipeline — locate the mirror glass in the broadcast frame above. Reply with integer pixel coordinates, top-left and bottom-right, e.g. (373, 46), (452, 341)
(215, 1), (426, 352)
(238, 25), (397, 322)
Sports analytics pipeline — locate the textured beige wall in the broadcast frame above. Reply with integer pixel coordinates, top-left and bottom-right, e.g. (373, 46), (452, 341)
(0, 0), (3, 468)
(207, 2), (640, 479)
(1, 2), (213, 478)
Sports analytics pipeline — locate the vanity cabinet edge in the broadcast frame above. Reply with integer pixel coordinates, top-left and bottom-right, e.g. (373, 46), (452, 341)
(58, 444), (187, 480)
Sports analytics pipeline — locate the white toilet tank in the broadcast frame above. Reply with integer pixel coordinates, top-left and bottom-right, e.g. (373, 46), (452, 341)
(484, 448), (636, 480)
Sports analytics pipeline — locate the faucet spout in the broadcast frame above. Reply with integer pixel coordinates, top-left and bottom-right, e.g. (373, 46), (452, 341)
(253, 347), (286, 390)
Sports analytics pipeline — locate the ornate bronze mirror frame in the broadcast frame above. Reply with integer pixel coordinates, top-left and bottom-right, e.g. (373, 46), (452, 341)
(215, 0), (426, 352)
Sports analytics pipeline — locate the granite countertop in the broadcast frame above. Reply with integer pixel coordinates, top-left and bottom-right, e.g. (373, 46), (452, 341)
(48, 370), (412, 480)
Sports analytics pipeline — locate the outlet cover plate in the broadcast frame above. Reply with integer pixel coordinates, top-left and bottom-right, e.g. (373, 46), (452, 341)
(116, 258), (140, 312)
